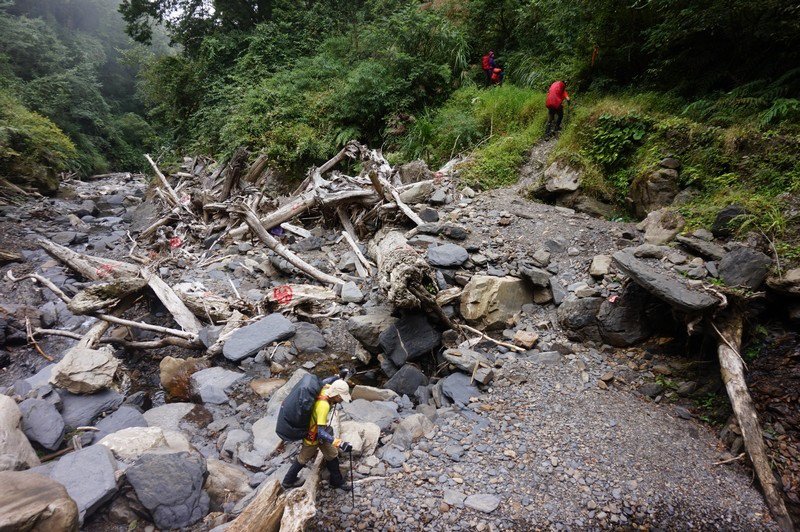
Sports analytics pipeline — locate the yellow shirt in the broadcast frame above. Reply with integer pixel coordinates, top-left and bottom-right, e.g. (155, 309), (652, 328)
(303, 385), (333, 446)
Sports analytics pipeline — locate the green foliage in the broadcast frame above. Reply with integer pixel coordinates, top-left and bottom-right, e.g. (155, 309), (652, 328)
(0, 88), (77, 193)
(584, 113), (650, 170)
(460, 124), (541, 189)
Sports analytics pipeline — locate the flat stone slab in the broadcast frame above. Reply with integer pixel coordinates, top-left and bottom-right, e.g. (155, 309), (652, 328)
(464, 493), (500, 513)
(222, 314), (296, 362)
(19, 398), (65, 451)
(92, 405), (148, 443)
(58, 389), (123, 430)
(612, 251), (718, 312)
(675, 235), (725, 261)
(190, 367), (245, 404)
(143, 402), (195, 432)
(50, 445), (118, 524)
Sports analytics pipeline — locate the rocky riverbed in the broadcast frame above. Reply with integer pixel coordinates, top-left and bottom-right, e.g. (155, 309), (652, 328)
(0, 143), (797, 530)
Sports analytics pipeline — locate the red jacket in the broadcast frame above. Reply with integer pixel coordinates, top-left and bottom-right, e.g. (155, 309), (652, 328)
(482, 54), (494, 70)
(546, 81), (570, 109)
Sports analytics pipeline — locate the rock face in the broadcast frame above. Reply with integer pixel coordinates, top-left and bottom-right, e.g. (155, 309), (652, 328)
(379, 313), (441, 366)
(0, 395), (41, 471)
(50, 445), (118, 523)
(126, 451), (209, 529)
(718, 247), (772, 289)
(613, 251), (719, 312)
(58, 389), (123, 430)
(50, 346), (120, 394)
(557, 297), (603, 343)
(0, 471), (79, 531)
(346, 309), (397, 354)
(637, 208), (685, 245)
(383, 364), (428, 397)
(427, 243), (469, 267)
(204, 459), (252, 512)
(222, 313), (296, 362)
(190, 367), (245, 404)
(629, 167), (680, 217)
(597, 283), (657, 347)
(460, 275), (534, 329)
(19, 398), (65, 450)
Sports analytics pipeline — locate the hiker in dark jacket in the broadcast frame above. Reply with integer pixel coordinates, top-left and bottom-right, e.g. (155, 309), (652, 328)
(281, 379), (353, 490)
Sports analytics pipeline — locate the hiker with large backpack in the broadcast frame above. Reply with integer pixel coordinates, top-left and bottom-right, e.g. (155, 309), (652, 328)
(481, 51), (495, 86)
(279, 375), (354, 491)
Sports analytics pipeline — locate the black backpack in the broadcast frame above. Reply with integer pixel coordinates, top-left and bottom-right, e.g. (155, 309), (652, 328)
(275, 374), (323, 442)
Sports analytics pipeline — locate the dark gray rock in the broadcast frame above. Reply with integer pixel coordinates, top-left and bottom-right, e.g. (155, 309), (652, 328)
(126, 451), (209, 529)
(383, 364), (428, 397)
(640, 383), (664, 398)
(347, 310), (398, 354)
(418, 207), (440, 223)
(341, 399), (399, 430)
(379, 314), (441, 366)
(711, 205), (747, 238)
(59, 389), (123, 430)
(550, 277), (567, 306)
(519, 262), (551, 287)
(190, 367), (245, 404)
(598, 283), (658, 347)
(293, 236), (324, 252)
(222, 314), (295, 362)
(440, 373), (480, 406)
(718, 247), (772, 290)
(612, 251), (719, 312)
(557, 297), (603, 342)
(72, 200), (98, 218)
(92, 405), (148, 443)
(427, 243), (468, 268)
(676, 234), (726, 261)
(292, 322), (327, 353)
(50, 445), (118, 524)
(19, 398), (64, 450)
(441, 224), (468, 241)
(52, 231), (78, 246)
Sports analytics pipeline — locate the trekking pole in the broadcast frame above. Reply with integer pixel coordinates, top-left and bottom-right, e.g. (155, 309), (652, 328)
(348, 449), (355, 507)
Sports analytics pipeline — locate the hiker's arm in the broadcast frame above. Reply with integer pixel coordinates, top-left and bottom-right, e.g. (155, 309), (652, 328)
(317, 424), (336, 444)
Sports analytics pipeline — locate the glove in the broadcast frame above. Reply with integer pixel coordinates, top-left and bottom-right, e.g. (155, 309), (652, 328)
(339, 441), (353, 453)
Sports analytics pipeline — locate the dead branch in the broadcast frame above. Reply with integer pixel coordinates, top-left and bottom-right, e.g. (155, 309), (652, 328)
(341, 230), (373, 277)
(460, 323), (525, 353)
(26, 318), (53, 361)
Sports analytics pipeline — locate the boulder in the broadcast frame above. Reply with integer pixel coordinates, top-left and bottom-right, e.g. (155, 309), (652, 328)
(383, 364), (428, 397)
(346, 309), (397, 354)
(0, 395), (40, 471)
(718, 247), (772, 290)
(159, 356), (208, 401)
(251, 415), (280, 457)
(460, 275), (534, 329)
(464, 493), (500, 513)
(399, 181), (434, 204)
(636, 208), (685, 245)
(249, 378), (287, 399)
(427, 243), (469, 268)
(397, 159), (433, 185)
(126, 451), (209, 529)
(597, 283), (659, 347)
(351, 385), (399, 402)
(675, 235), (726, 261)
(50, 346), (120, 394)
(204, 459), (252, 512)
(142, 402), (195, 432)
(337, 420), (380, 457)
(339, 281), (364, 304)
(589, 255), (612, 277)
(190, 367), (245, 404)
(19, 398), (65, 451)
(98, 426), (189, 462)
(712, 204), (747, 238)
(558, 193), (617, 219)
(442, 348), (491, 373)
(519, 263), (551, 287)
(58, 389), (123, 431)
(767, 268), (800, 296)
(391, 413), (434, 450)
(341, 399), (399, 430)
(50, 445), (118, 524)
(440, 373), (480, 406)
(222, 314), (296, 362)
(0, 471), (78, 531)
(556, 296), (603, 343)
(91, 405), (148, 443)
(629, 168), (680, 217)
(612, 251), (719, 312)
(538, 162), (581, 195)
(379, 313), (441, 366)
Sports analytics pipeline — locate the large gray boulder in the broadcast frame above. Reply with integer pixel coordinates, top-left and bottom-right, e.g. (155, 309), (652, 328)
(557, 296), (603, 343)
(126, 451), (209, 529)
(718, 247), (772, 290)
(0, 395), (40, 471)
(379, 313), (441, 366)
(58, 389), (123, 431)
(50, 445), (118, 524)
(92, 405), (147, 443)
(460, 275), (534, 329)
(50, 345), (120, 394)
(0, 471), (78, 531)
(190, 367), (245, 404)
(346, 309), (397, 354)
(222, 314), (296, 362)
(383, 364), (428, 397)
(19, 398), (65, 451)
(341, 399), (399, 430)
(531, 162), (581, 197)
(712, 204), (747, 238)
(427, 243), (469, 267)
(292, 322), (327, 353)
(597, 283), (660, 347)
(613, 251), (719, 312)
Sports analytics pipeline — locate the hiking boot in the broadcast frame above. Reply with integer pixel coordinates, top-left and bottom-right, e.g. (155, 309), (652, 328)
(281, 460), (305, 489)
(325, 458), (352, 491)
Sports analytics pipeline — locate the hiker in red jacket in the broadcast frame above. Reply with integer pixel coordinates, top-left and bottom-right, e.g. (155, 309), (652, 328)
(481, 51), (495, 86)
(545, 80), (570, 138)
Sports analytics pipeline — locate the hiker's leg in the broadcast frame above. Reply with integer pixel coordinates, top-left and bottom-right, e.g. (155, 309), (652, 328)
(282, 444), (318, 487)
(485, 69), (492, 86)
(545, 108), (555, 137)
(321, 442), (350, 490)
(555, 106), (564, 132)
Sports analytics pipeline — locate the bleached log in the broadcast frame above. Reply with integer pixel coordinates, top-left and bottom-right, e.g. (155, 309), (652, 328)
(140, 271), (203, 334)
(173, 282), (238, 323)
(714, 312), (794, 532)
(265, 284), (338, 310)
(341, 230), (372, 277)
(369, 228), (433, 309)
(144, 154), (184, 210)
(34, 328), (201, 350)
(233, 205), (344, 287)
(67, 278), (149, 314)
(280, 455), (323, 531)
(280, 223), (312, 239)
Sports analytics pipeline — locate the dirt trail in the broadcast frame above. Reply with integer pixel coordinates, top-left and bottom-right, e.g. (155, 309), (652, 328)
(316, 141), (778, 530)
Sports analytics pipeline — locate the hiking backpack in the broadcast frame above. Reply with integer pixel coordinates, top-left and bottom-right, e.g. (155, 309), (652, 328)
(275, 374), (323, 441)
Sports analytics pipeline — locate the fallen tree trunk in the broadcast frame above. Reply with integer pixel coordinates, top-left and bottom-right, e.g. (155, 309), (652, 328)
(226, 456), (322, 532)
(369, 228), (433, 309)
(714, 311), (794, 532)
